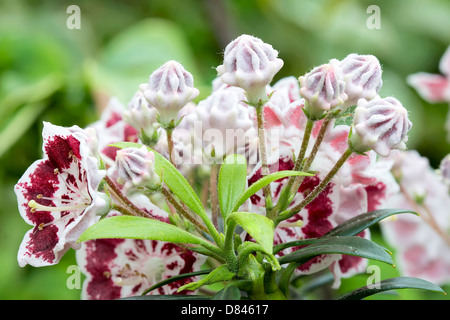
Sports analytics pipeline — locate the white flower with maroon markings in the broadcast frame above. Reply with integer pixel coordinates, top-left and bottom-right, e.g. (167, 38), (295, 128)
(15, 122), (107, 267)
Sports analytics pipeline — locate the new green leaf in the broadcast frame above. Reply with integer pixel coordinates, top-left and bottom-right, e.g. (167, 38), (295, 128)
(228, 212), (274, 254)
(218, 154), (247, 220)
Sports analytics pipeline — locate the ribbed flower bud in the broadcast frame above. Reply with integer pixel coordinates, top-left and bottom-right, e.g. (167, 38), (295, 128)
(299, 60), (348, 120)
(350, 97), (412, 157)
(123, 90), (159, 144)
(216, 34), (284, 105)
(140, 60), (199, 127)
(115, 146), (159, 189)
(339, 54), (383, 106)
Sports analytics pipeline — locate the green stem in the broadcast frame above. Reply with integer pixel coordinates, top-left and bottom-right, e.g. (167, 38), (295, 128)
(224, 220), (239, 273)
(277, 147), (353, 224)
(160, 186), (210, 235)
(270, 118), (315, 216)
(210, 163), (220, 229)
(255, 104), (274, 213)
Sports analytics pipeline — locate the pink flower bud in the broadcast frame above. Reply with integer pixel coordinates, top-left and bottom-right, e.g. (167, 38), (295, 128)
(299, 60), (348, 119)
(339, 54), (383, 106)
(115, 146), (158, 188)
(350, 97), (412, 157)
(216, 34), (284, 104)
(141, 60), (199, 126)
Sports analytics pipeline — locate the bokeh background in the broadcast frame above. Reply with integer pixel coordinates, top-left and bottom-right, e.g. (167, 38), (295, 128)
(1, 0), (449, 299)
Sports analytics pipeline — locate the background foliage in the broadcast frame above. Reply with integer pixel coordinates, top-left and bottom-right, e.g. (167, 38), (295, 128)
(0, 0), (449, 299)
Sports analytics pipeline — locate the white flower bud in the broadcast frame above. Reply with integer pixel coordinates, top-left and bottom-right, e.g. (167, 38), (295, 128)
(299, 60), (348, 119)
(339, 54), (383, 106)
(216, 34), (284, 104)
(350, 97), (412, 157)
(115, 146), (159, 189)
(123, 90), (159, 143)
(141, 60), (199, 126)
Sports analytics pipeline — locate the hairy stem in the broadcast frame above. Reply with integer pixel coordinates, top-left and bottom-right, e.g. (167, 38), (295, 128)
(277, 147), (353, 223)
(210, 163), (220, 229)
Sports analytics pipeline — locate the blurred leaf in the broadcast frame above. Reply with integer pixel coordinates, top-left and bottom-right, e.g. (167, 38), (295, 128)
(212, 285), (242, 300)
(178, 265), (235, 292)
(86, 18), (204, 103)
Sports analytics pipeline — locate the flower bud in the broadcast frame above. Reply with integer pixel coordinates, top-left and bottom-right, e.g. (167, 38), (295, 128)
(141, 60), (199, 126)
(115, 146), (159, 189)
(299, 60), (348, 120)
(339, 54), (383, 106)
(123, 90), (159, 144)
(349, 97), (412, 157)
(216, 34), (284, 104)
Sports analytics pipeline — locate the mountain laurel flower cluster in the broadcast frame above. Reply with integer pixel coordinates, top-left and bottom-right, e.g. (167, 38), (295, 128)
(15, 34), (448, 300)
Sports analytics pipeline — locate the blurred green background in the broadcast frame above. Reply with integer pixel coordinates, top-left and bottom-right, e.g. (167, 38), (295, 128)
(1, 0), (449, 299)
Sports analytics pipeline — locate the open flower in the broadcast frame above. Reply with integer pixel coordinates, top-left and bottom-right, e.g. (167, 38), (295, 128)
(407, 46), (450, 103)
(15, 122), (106, 267)
(247, 123), (396, 286)
(216, 34), (284, 104)
(381, 150), (450, 285)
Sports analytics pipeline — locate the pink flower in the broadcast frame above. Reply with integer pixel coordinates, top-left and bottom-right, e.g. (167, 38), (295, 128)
(381, 150), (450, 285)
(90, 98), (139, 167)
(407, 46), (450, 103)
(247, 123), (396, 286)
(15, 122), (106, 267)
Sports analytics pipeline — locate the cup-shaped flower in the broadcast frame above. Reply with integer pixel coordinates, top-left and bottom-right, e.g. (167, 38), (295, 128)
(338, 53), (383, 106)
(115, 146), (159, 189)
(350, 97), (412, 157)
(123, 90), (159, 144)
(141, 60), (199, 127)
(299, 60), (348, 120)
(14, 122), (106, 267)
(216, 34), (284, 105)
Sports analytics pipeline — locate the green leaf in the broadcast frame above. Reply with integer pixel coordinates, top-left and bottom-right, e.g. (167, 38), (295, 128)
(231, 170), (313, 213)
(141, 269), (213, 295)
(338, 277), (446, 300)
(78, 215), (212, 248)
(278, 236), (393, 266)
(212, 285), (241, 300)
(324, 209), (417, 238)
(178, 265), (235, 292)
(218, 154), (247, 220)
(228, 212), (274, 254)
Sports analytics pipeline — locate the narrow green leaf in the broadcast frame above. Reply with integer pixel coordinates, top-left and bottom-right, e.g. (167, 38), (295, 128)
(278, 236), (393, 266)
(228, 212), (274, 254)
(78, 215), (212, 248)
(231, 170), (313, 212)
(218, 154), (247, 220)
(338, 277), (446, 300)
(178, 265), (235, 292)
(212, 285), (241, 300)
(324, 209), (417, 238)
(141, 269), (213, 295)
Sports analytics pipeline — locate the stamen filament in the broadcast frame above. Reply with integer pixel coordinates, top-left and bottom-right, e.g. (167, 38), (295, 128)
(28, 199), (90, 212)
